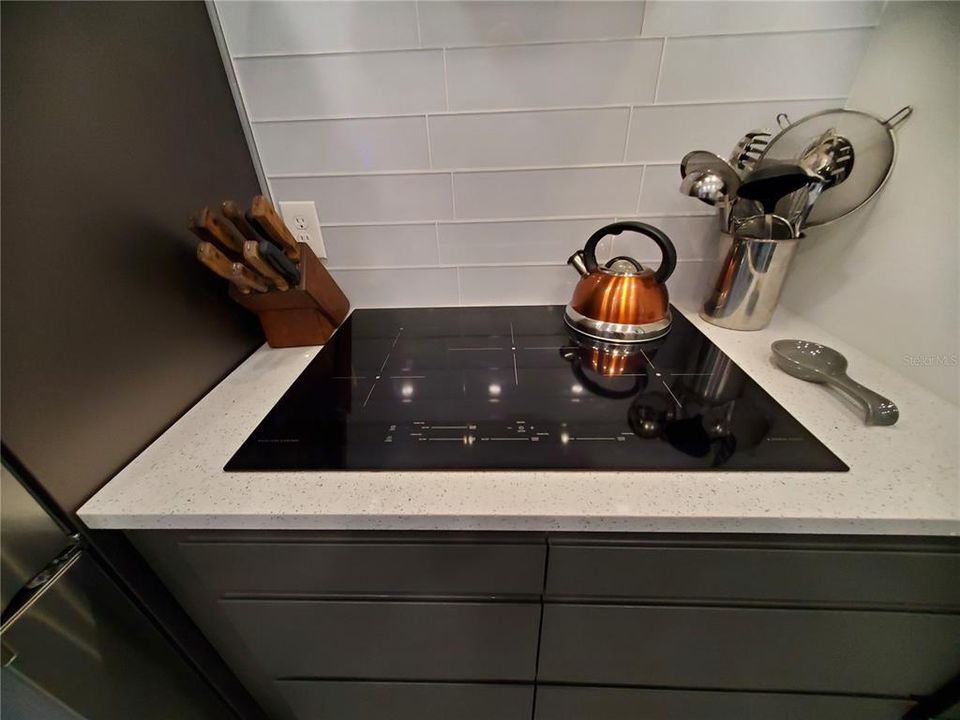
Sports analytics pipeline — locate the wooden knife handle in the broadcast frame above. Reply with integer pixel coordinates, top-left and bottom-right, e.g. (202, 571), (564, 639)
(191, 208), (244, 255)
(188, 216), (233, 258)
(197, 241), (269, 294)
(242, 240), (290, 291)
(222, 200), (266, 243)
(248, 195), (301, 262)
(207, 210), (246, 255)
(196, 241), (236, 281)
(230, 262), (269, 294)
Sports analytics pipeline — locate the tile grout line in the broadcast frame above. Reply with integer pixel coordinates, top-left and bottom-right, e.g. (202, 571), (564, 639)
(229, 25), (879, 60)
(635, 166), (647, 215)
(424, 115), (434, 168)
(268, 161), (658, 179)
(441, 48), (450, 111)
(449, 173), (457, 218)
(330, 259), (712, 272)
(319, 211), (714, 228)
(414, 1), (422, 48)
(652, 37), (667, 103)
(620, 106), (634, 163)
(249, 96), (847, 124)
(433, 221), (441, 265)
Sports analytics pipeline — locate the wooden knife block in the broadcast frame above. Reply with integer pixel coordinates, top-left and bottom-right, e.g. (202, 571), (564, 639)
(229, 243), (349, 348)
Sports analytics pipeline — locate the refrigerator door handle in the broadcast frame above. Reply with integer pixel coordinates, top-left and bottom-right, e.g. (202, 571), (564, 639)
(1, 536), (84, 636)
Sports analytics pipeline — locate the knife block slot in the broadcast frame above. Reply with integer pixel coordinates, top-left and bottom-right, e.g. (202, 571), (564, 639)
(229, 243), (349, 348)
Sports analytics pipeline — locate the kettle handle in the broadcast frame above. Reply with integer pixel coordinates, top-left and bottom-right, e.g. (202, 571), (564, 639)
(582, 222), (677, 284)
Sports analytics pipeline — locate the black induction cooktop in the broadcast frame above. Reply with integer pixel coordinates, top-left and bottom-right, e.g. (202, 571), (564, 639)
(225, 306), (847, 472)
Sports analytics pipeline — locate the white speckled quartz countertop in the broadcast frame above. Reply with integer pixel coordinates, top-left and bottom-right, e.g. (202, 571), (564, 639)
(78, 303), (960, 535)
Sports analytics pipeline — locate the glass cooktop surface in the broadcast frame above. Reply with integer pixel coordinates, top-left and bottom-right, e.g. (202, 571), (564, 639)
(225, 306), (847, 472)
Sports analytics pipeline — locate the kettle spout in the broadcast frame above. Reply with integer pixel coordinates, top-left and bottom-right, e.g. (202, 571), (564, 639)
(567, 250), (589, 278)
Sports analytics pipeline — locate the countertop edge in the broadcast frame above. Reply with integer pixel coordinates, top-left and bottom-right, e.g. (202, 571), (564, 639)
(78, 302), (960, 534)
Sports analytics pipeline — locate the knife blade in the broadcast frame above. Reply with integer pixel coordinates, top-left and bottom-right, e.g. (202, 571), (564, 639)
(196, 241), (268, 294)
(222, 200), (266, 243)
(242, 240), (289, 291)
(190, 208), (245, 256)
(248, 195), (301, 263)
(258, 239), (301, 286)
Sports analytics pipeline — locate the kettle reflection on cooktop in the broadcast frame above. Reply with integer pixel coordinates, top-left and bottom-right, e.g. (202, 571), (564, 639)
(563, 332), (771, 467)
(225, 305), (847, 472)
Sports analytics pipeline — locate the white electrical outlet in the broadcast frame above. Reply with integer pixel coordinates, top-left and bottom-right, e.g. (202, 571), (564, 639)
(279, 201), (326, 259)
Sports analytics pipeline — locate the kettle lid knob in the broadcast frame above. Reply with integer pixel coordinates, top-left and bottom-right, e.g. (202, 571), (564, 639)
(605, 257), (645, 274)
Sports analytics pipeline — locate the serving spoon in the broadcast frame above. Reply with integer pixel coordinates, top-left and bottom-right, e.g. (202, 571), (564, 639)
(771, 340), (899, 426)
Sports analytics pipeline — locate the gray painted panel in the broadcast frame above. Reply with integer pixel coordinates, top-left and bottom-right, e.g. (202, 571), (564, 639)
(539, 604), (960, 696)
(535, 686), (913, 720)
(547, 545), (960, 609)
(222, 600), (540, 681)
(131, 531), (298, 720)
(279, 681), (533, 720)
(181, 541), (545, 596)
(0, 1), (262, 516)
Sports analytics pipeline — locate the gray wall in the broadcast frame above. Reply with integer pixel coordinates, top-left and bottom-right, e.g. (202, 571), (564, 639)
(1, 1), (263, 515)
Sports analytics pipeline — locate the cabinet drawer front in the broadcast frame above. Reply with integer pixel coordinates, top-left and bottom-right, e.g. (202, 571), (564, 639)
(547, 544), (960, 609)
(279, 681), (532, 720)
(222, 600), (540, 681)
(183, 541), (545, 597)
(539, 604), (960, 696)
(535, 686), (912, 720)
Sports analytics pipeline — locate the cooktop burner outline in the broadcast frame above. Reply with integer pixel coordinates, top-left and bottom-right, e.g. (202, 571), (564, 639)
(360, 327), (403, 408)
(225, 305), (848, 473)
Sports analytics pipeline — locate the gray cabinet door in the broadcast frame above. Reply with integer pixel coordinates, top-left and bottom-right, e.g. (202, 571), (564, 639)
(278, 681), (533, 720)
(539, 604), (960, 696)
(534, 686), (913, 720)
(181, 540), (545, 597)
(547, 543), (960, 609)
(222, 600), (541, 681)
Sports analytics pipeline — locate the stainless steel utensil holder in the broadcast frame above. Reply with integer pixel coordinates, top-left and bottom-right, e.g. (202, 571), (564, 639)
(700, 232), (799, 330)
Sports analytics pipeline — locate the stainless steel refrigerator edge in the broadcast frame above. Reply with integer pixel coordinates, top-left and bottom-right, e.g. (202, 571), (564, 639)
(1, 465), (232, 719)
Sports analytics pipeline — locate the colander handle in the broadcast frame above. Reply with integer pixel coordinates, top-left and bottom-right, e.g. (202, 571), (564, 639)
(582, 221), (677, 284)
(883, 106), (913, 128)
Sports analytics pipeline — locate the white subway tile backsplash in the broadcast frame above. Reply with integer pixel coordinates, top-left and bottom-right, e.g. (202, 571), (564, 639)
(438, 219), (615, 265)
(637, 165), (713, 215)
(235, 51), (445, 119)
(270, 174), (453, 224)
(613, 216), (723, 261)
(429, 109), (629, 169)
(663, 260), (719, 306)
(625, 99), (841, 163)
(445, 40), (661, 111)
(641, 1), (882, 38)
(216, 1), (876, 307)
(438, 216), (720, 267)
(657, 29), (872, 103)
(454, 166), (644, 219)
(459, 260), (717, 307)
(216, 1), (419, 55)
(419, 2), (645, 47)
(330, 267), (460, 308)
(459, 265), (575, 306)
(323, 224), (439, 268)
(255, 117), (429, 174)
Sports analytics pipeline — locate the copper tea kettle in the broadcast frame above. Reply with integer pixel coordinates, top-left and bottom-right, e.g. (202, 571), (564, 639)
(565, 221), (677, 343)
